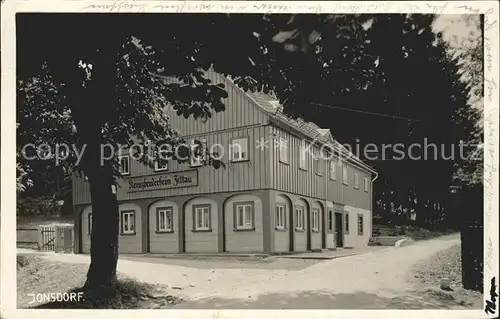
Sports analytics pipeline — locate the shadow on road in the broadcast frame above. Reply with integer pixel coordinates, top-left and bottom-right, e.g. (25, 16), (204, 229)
(175, 289), (481, 309)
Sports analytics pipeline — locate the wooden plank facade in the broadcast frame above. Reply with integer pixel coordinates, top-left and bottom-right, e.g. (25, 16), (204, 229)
(73, 70), (376, 254)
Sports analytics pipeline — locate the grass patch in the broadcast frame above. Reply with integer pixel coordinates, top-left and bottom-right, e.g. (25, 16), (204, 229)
(409, 244), (482, 309)
(17, 254), (183, 309)
(373, 225), (456, 241)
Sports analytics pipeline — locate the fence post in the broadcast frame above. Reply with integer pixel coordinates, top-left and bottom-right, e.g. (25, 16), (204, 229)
(37, 226), (43, 250)
(53, 225), (74, 253)
(54, 226), (61, 253)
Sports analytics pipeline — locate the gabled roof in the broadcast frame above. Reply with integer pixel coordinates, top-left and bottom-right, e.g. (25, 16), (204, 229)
(156, 72), (375, 174)
(241, 88), (376, 175)
(245, 91), (333, 145)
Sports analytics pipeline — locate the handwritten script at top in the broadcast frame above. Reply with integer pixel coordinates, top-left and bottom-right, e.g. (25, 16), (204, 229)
(79, 1), (471, 14)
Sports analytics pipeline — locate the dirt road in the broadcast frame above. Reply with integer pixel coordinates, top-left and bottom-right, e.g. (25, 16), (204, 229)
(20, 233), (479, 309)
(175, 234), (469, 308)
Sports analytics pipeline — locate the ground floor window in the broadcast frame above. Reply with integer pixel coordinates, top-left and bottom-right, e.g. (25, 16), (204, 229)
(312, 209), (320, 231)
(345, 212), (350, 234)
(157, 207), (174, 232)
(357, 214), (364, 235)
(275, 204), (286, 230)
(193, 205), (211, 231)
(295, 206), (305, 231)
(121, 210), (136, 235)
(88, 212), (92, 235)
(234, 202), (254, 230)
(327, 210), (334, 231)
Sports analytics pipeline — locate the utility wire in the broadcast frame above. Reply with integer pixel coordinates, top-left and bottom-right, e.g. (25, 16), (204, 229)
(311, 102), (421, 122)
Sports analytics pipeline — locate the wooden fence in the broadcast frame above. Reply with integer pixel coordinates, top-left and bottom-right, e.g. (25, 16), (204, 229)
(16, 227), (39, 249)
(17, 225), (74, 253)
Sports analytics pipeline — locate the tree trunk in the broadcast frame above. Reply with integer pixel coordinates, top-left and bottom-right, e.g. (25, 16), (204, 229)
(82, 140), (120, 295)
(62, 26), (123, 300)
(456, 186), (484, 292)
(461, 224), (483, 292)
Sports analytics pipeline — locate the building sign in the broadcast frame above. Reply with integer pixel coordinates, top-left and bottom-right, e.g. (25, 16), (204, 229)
(126, 170), (198, 192)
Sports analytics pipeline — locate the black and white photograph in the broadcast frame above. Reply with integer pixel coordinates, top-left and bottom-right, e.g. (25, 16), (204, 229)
(1, 1), (499, 317)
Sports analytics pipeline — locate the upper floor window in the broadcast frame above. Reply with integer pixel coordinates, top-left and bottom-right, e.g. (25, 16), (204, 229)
(354, 172), (359, 189)
(299, 140), (308, 170)
(231, 137), (249, 162)
(314, 149), (323, 176)
(342, 163), (348, 185)
(190, 139), (204, 167)
(154, 160), (168, 172)
(279, 138), (289, 164)
(119, 155), (130, 175)
(329, 160), (336, 180)
(364, 177), (369, 192)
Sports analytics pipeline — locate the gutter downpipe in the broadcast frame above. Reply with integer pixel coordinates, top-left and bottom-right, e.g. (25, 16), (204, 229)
(370, 171), (379, 239)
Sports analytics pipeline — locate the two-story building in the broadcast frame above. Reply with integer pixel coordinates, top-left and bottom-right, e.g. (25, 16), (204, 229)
(72, 70), (377, 254)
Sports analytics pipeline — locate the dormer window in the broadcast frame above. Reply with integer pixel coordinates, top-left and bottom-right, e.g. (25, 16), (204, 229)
(268, 100), (283, 112)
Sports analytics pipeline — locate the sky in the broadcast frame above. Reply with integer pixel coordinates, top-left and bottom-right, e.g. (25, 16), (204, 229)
(432, 15), (483, 113)
(433, 14), (480, 48)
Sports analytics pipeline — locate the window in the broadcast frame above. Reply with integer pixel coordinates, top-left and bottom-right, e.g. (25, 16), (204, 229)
(193, 205), (211, 231)
(157, 207), (174, 232)
(190, 155), (203, 167)
(295, 206), (305, 231)
(312, 209), (320, 232)
(327, 210), (334, 231)
(364, 177), (369, 192)
(329, 160), (336, 180)
(275, 204), (286, 230)
(231, 137), (249, 162)
(154, 160), (168, 172)
(345, 211), (349, 234)
(190, 139), (204, 167)
(279, 138), (289, 164)
(88, 213), (92, 235)
(235, 202), (254, 230)
(121, 210), (136, 235)
(299, 140), (308, 170)
(314, 149), (323, 175)
(342, 163), (348, 185)
(357, 214), (364, 235)
(119, 155), (130, 175)
(354, 172), (359, 189)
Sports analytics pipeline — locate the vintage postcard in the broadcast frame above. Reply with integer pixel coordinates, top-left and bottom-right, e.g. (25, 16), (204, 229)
(1, 1), (498, 319)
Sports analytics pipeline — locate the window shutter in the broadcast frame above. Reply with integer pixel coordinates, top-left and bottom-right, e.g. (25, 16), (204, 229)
(233, 203), (238, 230)
(131, 213), (135, 231)
(283, 204), (288, 229)
(192, 206), (196, 231)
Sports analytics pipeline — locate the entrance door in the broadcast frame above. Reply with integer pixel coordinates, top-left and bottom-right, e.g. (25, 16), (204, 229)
(335, 212), (343, 247)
